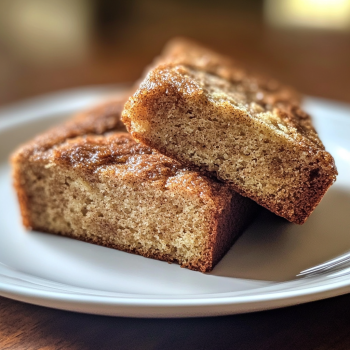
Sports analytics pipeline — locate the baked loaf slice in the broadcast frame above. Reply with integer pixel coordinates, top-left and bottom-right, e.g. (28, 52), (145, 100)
(12, 100), (257, 272)
(122, 39), (337, 224)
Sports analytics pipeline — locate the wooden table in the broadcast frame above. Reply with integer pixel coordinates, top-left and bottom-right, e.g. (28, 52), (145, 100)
(2, 293), (350, 349)
(1, 8), (350, 349)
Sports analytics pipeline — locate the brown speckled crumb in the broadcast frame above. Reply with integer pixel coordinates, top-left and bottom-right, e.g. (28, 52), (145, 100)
(11, 100), (257, 272)
(122, 38), (337, 224)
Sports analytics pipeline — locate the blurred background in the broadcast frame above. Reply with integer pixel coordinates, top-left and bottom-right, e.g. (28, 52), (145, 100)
(0, 0), (349, 106)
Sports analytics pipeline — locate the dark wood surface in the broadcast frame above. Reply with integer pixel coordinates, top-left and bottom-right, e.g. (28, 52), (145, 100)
(1, 6), (350, 349)
(2, 293), (350, 350)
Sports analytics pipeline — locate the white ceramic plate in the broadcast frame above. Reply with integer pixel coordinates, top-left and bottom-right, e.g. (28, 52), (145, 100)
(1, 87), (350, 318)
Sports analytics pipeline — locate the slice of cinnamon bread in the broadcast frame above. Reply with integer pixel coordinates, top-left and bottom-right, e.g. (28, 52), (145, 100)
(122, 39), (337, 224)
(11, 99), (257, 272)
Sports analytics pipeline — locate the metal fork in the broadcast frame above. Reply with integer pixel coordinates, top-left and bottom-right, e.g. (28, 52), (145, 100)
(297, 252), (350, 277)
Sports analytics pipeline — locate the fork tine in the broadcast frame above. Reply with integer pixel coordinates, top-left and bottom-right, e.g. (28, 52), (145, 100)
(297, 252), (350, 277)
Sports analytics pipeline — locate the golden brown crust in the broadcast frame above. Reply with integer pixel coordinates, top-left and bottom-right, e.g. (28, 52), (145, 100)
(12, 100), (257, 272)
(159, 38), (302, 107)
(51, 133), (229, 199)
(13, 94), (128, 160)
(126, 62), (323, 150)
(148, 38), (323, 148)
(122, 39), (337, 224)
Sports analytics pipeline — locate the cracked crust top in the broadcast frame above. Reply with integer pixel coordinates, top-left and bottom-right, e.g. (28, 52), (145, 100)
(44, 133), (233, 205)
(14, 94), (128, 161)
(148, 38), (324, 149)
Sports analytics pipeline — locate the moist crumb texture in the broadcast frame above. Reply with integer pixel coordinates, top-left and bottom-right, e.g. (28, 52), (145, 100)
(11, 101), (257, 272)
(122, 38), (337, 224)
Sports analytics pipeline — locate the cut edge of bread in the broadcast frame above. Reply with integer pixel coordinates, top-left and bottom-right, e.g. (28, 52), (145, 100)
(122, 63), (337, 224)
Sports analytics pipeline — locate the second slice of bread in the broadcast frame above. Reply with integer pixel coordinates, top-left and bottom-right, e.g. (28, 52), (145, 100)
(122, 39), (337, 224)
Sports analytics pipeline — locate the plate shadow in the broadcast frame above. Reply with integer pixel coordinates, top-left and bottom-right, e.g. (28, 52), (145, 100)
(211, 187), (350, 282)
